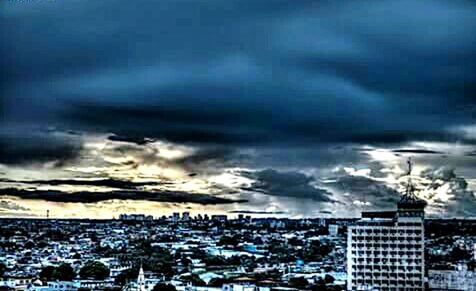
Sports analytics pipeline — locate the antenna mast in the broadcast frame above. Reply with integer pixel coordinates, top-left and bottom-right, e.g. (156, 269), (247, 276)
(405, 157), (417, 199)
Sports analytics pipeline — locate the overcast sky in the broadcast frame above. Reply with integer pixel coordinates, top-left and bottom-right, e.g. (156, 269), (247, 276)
(1, 0), (476, 218)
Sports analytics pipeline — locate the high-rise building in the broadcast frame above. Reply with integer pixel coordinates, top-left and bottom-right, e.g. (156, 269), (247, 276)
(182, 212), (190, 221)
(119, 214), (153, 221)
(172, 212), (180, 222)
(211, 214), (228, 222)
(347, 159), (426, 291)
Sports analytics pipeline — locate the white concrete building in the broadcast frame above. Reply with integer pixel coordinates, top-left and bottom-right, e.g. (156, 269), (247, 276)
(347, 162), (426, 291)
(328, 224), (339, 236)
(428, 264), (476, 291)
(28, 279), (114, 291)
(28, 281), (76, 291)
(0, 276), (34, 290)
(222, 285), (270, 291)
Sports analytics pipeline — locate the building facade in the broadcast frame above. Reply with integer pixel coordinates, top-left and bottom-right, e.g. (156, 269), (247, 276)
(428, 264), (476, 291)
(347, 162), (426, 291)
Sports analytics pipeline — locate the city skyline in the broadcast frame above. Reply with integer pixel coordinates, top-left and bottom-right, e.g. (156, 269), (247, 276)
(2, 0), (476, 219)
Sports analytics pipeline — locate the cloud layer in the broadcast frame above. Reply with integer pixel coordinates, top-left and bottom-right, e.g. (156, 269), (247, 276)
(0, 188), (244, 205)
(1, 0), (476, 217)
(243, 169), (333, 202)
(2, 0), (476, 165)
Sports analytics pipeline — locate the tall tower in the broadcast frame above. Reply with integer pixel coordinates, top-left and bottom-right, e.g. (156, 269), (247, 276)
(137, 264), (145, 291)
(347, 158), (426, 291)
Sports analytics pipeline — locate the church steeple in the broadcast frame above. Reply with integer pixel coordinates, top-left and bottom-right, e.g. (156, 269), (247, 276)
(137, 263), (145, 291)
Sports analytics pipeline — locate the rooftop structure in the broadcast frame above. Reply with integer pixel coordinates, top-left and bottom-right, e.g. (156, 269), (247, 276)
(347, 158), (426, 291)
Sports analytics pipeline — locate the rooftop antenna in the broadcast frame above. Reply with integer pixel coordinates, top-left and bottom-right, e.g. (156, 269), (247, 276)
(407, 157), (413, 176)
(406, 157), (412, 195)
(404, 157), (417, 200)
(398, 157), (427, 217)
(363, 190), (367, 212)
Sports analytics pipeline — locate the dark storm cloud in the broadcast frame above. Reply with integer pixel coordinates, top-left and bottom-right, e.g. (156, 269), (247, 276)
(0, 188), (245, 205)
(292, 0), (476, 99)
(107, 134), (155, 145)
(174, 147), (243, 175)
(1, 0), (476, 165)
(243, 169), (334, 202)
(392, 149), (444, 155)
(0, 130), (82, 166)
(0, 178), (164, 189)
(229, 210), (286, 215)
(326, 174), (401, 209)
(242, 145), (366, 169)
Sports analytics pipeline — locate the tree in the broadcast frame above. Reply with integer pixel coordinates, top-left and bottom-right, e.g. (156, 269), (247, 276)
(450, 246), (472, 262)
(40, 266), (56, 281)
(289, 277), (308, 289)
(324, 274), (335, 284)
(152, 283), (176, 291)
(80, 261), (110, 280)
(0, 263), (6, 277)
(217, 235), (240, 247)
(54, 263), (76, 281)
(468, 260), (476, 271)
(40, 264), (76, 281)
(287, 237), (304, 246)
(24, 241), (35, 249)
(180, 274), (205, 286)
(115, 268), (139, 286)
(202, 255), (227, 267)
(141, 249), (175, 277)
(38, 241), (48, 248)
(303, 240), (333, 262)
(208, 277), (230, 287)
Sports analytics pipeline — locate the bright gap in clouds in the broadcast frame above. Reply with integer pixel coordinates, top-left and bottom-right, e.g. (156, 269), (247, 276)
(1, 132), (476, 218)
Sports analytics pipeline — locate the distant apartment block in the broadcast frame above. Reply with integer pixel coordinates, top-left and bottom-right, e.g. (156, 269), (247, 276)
(119, 214), (153, 221)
